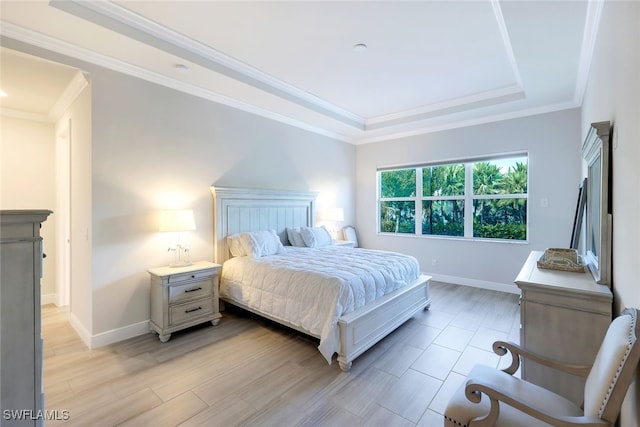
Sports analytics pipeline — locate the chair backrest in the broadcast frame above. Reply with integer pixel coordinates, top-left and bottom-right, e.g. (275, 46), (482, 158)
(583, 308), (640, 423)
(342, 225), (358, 247)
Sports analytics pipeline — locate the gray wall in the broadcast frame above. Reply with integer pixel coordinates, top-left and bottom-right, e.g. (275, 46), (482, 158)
(89, 68), (356, 336)
(581, 2), (640, 425)
(356, 109), (582, 290)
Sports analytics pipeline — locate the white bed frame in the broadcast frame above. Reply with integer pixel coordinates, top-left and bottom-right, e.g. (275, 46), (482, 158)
(211, 186), (431, 371)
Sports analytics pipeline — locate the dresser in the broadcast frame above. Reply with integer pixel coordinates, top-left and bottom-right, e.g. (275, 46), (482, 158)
(515, 251), (612, 404)
(1, 210), (51, 426)
(148, 261), (221, 342)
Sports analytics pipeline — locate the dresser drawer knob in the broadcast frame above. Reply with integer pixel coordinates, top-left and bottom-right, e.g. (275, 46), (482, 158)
(191, 274), (196, 278)
(185, 306), (202, 313)
(184, 287), (202, 293)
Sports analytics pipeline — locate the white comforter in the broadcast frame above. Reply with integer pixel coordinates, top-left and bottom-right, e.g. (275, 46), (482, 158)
(220, 246), (420, 363)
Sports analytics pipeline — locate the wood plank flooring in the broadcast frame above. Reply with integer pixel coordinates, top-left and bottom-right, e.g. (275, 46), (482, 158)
(42, 282), (520, 426)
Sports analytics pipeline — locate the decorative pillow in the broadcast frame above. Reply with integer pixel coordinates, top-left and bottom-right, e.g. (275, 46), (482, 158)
(239, 230), (285, 258)
(286, 227), (307, 247)
(226, 233), (246, 257)
(300, 226), (333, 248)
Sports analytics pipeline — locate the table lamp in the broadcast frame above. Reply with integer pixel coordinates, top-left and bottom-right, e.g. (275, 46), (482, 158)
(159, 209), (196, 267)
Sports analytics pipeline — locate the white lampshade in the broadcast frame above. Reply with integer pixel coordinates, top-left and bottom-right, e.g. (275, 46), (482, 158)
(159, 209), (196, 232)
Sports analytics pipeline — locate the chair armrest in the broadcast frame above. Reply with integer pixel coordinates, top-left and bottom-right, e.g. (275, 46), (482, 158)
(493, 341), (592, 377)
(465, 377), (611, 427)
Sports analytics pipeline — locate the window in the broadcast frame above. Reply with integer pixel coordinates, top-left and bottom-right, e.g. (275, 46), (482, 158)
(378, 154), (528, 241)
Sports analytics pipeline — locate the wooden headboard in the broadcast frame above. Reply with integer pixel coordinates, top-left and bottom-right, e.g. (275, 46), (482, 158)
(210, 187), (318, 264)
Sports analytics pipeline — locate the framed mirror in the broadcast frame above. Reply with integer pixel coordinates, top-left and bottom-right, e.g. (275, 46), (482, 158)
(581, 121), (612, 286)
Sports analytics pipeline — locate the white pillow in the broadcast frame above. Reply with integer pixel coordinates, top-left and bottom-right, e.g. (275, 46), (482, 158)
(286, 227), (307, 247)
(226, 233), (246, 257)
(239, 230), (284, 258)
(300, 226), (333, 248)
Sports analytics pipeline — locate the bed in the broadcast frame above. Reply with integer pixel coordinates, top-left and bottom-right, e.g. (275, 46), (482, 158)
(211, 186), (431, 371)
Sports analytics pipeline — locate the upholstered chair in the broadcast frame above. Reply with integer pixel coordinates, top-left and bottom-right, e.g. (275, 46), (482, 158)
(444, 308), (640, 427)
(342, 225), (359, 247)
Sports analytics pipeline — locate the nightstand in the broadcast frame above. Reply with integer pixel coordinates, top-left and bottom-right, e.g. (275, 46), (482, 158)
(334, 240), (356, 248)
(148, 261), (222, 342)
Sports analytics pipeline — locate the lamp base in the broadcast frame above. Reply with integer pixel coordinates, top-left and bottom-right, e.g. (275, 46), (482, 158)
(169, 261), (192, 268)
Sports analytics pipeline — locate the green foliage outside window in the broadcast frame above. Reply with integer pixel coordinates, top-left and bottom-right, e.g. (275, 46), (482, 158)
(380, 201), (415, 233)
(381, 169), (416, 198)
(423, 164), (465, 196)
(422, 200), (464, 236)
(379, 156), (528, 240)
(473, 161), (527, 240)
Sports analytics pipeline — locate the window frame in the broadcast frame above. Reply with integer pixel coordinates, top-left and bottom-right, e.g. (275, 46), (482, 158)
(377, 153), (529, 242)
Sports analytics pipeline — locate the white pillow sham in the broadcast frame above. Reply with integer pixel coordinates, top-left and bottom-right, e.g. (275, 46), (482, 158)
(300, 226), (333, 248)
(239, 230), (284, 258)
(226, 233), (246, 257)
(286, 227), (307, 247)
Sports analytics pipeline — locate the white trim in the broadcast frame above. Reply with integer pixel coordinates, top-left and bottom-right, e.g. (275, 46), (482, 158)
(1, 108), (52, 123)
(0, 22), (354, 143)
(490, 0), (523, 88)
(573, 0), (604, 106)
(366, 84), (524, 129)
(0, 3), (593, 146)
(356, 101), (579, 145)
(48, 71), (89, 121)
(426, 272), (520, 295)
(68, 311), (91, 349)
(89, 320), (151, 348)
(68, 312), (153, 349)
(49, 0), (364, 129)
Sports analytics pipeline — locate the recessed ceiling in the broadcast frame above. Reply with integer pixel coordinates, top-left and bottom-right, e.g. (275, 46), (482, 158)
(0, 0), (599, 143)
(0, 47), (79, 120)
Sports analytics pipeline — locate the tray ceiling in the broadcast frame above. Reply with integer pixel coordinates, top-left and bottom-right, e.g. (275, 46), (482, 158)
(0, 0), (601, 143)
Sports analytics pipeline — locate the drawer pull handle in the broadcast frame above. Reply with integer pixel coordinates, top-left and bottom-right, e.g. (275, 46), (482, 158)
(191, 275), (196, 278)
(184, 287), (202, 293)
(185, 307), (202, 313)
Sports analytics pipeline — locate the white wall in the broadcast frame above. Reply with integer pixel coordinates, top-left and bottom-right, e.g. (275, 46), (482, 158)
(0, 116), (57, 299)
(581, 2), (640, 426)
(88, 68), (355, 338)
(356, 109), (582, 291)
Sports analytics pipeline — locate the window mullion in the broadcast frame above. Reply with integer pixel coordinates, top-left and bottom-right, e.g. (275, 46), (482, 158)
(415, 167), (422, 235)
(464, 163), (473, 238)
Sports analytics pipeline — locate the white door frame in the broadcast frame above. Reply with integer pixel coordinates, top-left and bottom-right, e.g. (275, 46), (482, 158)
(55, 119), (71, 308)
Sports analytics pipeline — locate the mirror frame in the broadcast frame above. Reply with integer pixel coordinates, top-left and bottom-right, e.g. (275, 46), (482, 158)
(581, 121), (612, 286)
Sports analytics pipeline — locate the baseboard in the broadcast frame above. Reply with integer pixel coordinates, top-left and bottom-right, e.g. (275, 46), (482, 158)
(68, 312), (92, 349)
(424, 272), (521, 295)
(41, 293), (56, 305)
(90, 320), (150, 348)
(67, 312), (151, 349)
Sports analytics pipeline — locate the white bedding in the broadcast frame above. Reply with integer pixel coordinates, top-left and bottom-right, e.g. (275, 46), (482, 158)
(220, 246), (420, 363)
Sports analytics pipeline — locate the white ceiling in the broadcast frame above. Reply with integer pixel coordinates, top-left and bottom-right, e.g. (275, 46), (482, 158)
(0, 0), (600, 144)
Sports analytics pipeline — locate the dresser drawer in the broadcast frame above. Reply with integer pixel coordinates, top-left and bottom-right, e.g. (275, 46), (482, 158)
(170, 297), (214, 326)
(169, 279), (212, 304)
(168, 269), (214, 284)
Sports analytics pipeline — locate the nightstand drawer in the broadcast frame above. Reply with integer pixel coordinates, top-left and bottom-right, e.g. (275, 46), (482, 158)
(168, 269), (214, 284)
(170, 297), (214, 325)
(148, 261), (221, 342)
(169, 279), (212, 304)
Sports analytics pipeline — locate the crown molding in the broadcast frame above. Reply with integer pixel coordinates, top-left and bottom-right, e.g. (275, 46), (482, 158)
(573, 0), (604, 106)
(355, 100), (580, 145)
(0, 21), (354, 143)
(49, 70), (89, 121)
(491, 0), (523, 88)
(1, 108), (52, 123)
(49, 0), (365, 129)
(366, 84), (525, 130)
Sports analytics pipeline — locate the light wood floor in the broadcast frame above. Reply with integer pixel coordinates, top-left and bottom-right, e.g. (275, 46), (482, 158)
(42, 282), (520, 426)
